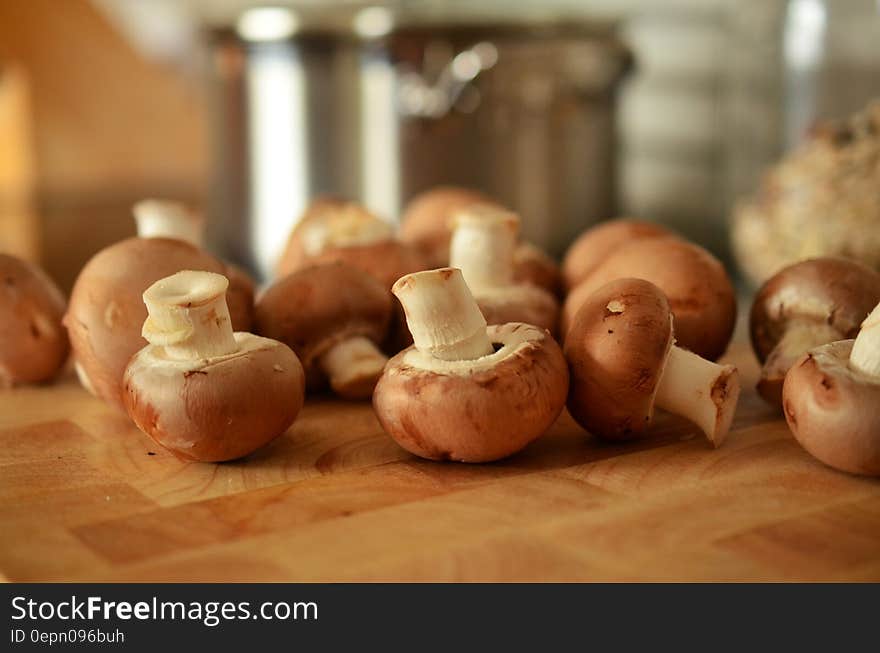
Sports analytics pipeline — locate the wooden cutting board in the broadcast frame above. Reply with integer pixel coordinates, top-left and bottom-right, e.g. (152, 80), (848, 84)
(1, 341), (878, 582)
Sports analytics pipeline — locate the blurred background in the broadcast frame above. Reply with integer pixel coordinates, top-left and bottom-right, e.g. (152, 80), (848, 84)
(2, 0), (879, 289)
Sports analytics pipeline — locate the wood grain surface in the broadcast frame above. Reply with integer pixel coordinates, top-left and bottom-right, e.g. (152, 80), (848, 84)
(1, 341), (878, 582)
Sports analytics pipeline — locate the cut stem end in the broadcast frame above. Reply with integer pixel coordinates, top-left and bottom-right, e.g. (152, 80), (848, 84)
(655, 345), (740, 447)
(392, 268), (493, 361)
(142, 270), (238, 360)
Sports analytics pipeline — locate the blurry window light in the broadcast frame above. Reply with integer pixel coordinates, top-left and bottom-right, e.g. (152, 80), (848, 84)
(246, 50), (308, 279)
(354, 6), (394, 39)
(785, 0), (827, 71)
(237, 7), (299, 42)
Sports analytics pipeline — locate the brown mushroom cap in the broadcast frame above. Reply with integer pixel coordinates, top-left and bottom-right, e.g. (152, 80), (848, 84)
(474, 285), (559, 336)
(562, 219), (672, 291)
(275, 197), (360, 276)
(564, 278), (674, 440)
(563, 237), (736, 360)
(124, 333), (304, 462)
(373, 323), (568, 462)
(309, 239), (429, 290)
(0, 254), (69, 387)
(65, 237), (231, 410)
(513, 242), (562, 297)
(296, 195), (351, 226)
(309, 241), (429, 353)
(399, 186), (497, 265)
(783, 340), (880, 476)
(254, 262), (392, 385)
(272, 198), (427, 289)
(750, 257), (880, 362)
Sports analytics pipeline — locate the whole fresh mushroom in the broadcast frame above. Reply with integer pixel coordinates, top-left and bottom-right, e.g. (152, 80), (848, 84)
(565, 278), (740, 446)
(277, 198), (348, 267)
(562, 237), (737, 360)
(399, 186), (562, 296)
(449, 204), (559, 334)
(134, 199), (255, 330)
(275, 198), (397, 278)
(66, 206), (249, 410)
(750, 257), (880, 406)
(373, 268), (569, 463)
(273, 199), (427, 352)
(562, 219), (672, 291)
(782, 302), (880, 476)
(0, 254), (69, 387)
(123, 271), (304, 462)
(255, 262), (392, 399)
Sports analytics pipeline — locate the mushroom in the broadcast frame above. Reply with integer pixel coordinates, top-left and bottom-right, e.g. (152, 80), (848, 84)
(782, 301), (880, 476)
(311, 237), (429, 355)
(513, 242), (563, 297)
(134, 199), (255, 331)
(373, 268), (569, 463)
(399, 186), (496, 267)
(274, 199), (426, 323)
(565, 278), (740, 446)
(562, 237), (737, 360)
(310, 238), (429, 291)
(750, 257), (880, 406)
(123, 271), (304, 462)
(255, 262), (392, 399)
(66, 212), (243, 409)
(399, 185), (562, 296)
(275, 200), (429, 353)
(449, 204), (559, 334)
(0, 254), (69, 388)
(562, 218), (672, 291)
(275, 198), (403, 281)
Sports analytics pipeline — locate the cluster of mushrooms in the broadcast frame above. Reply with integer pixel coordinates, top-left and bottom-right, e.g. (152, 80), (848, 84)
(1, 188), (878, 476)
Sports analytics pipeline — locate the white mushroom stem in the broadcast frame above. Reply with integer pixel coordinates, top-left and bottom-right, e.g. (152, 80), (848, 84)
(773, 320), (842, 363)
(449, 204), (519, 290)
(850, 302), (880, 377)
(319, 336), (388, 395)
(654, 345), (740, 447)
(134, 199), (204, 246)
(141, 270), (238, 361)
(393, 268), (493, 361)
(762, 320), (843, 379)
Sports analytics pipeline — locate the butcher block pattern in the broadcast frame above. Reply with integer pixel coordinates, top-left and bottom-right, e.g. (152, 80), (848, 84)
(1, 342), (878, 582)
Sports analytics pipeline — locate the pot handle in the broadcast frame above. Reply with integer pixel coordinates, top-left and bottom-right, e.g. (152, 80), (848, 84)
(397, 41), (498, 119)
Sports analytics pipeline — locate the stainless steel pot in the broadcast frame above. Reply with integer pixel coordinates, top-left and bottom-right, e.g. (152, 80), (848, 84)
(205, 6), (632, 280)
